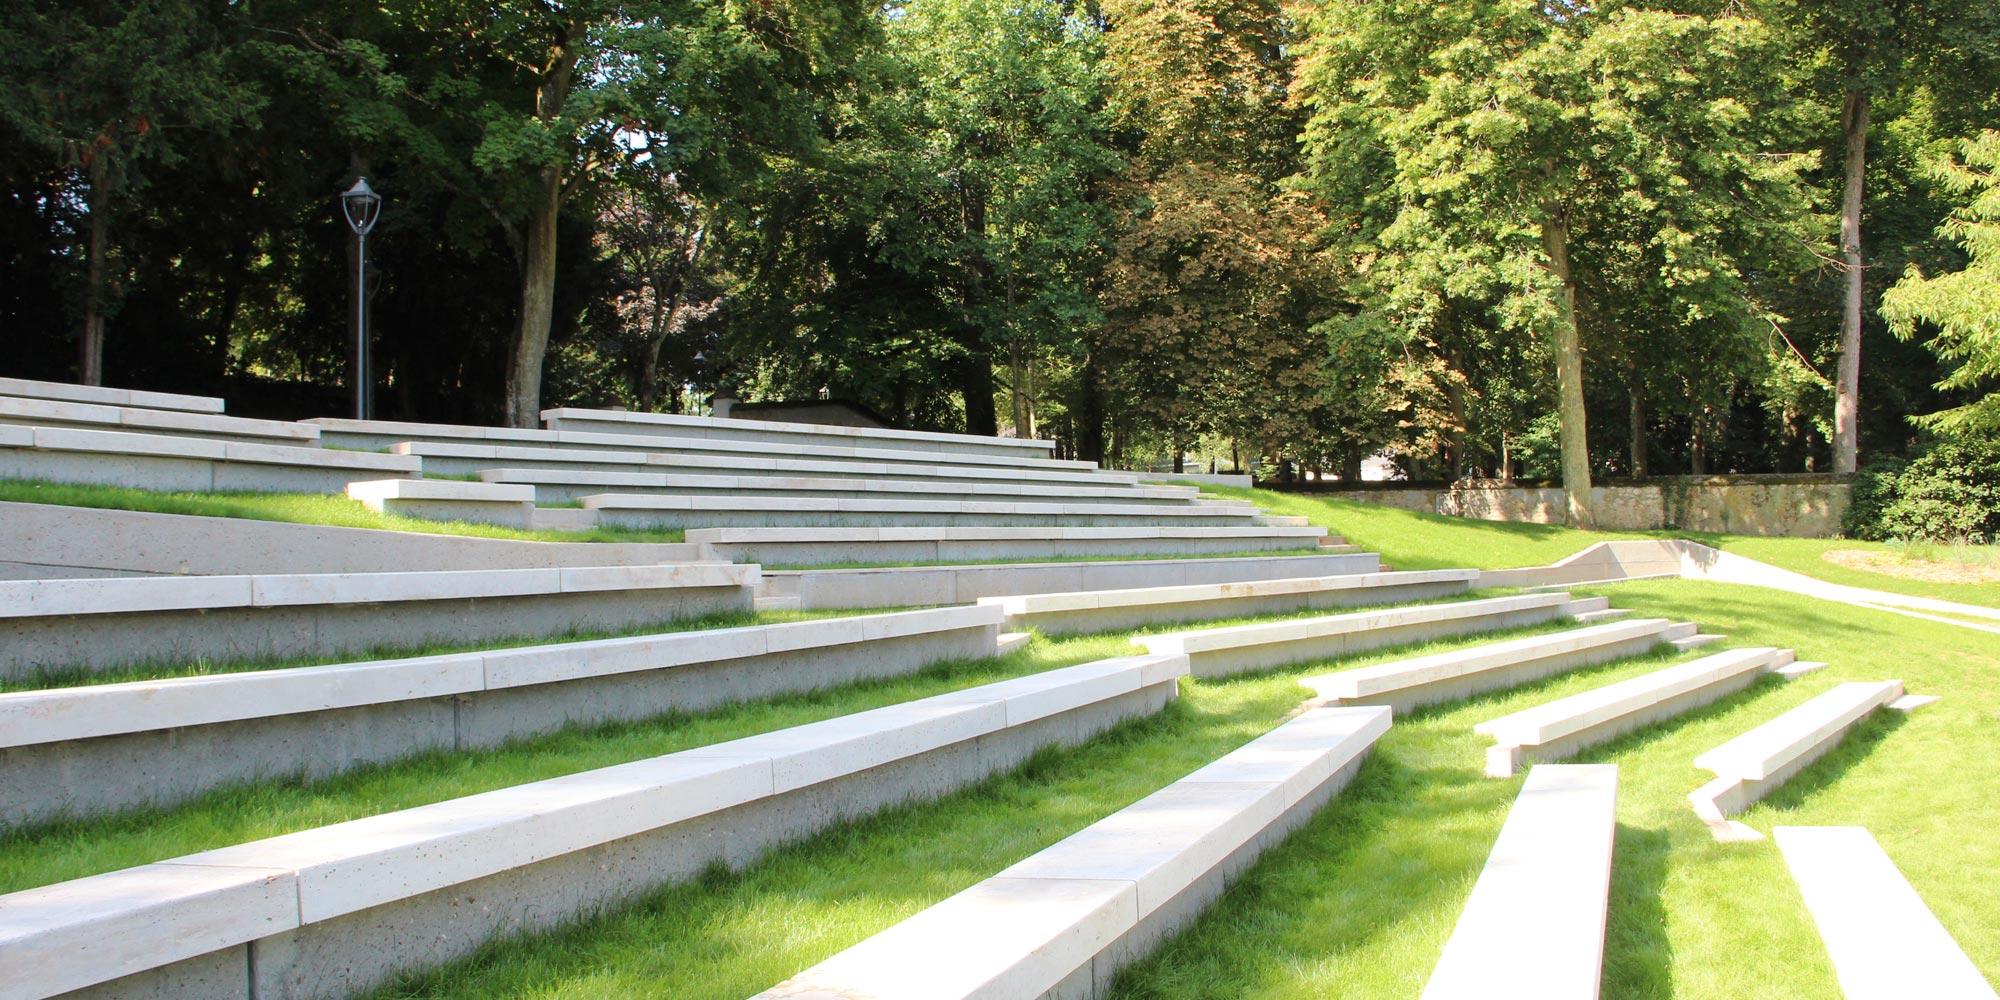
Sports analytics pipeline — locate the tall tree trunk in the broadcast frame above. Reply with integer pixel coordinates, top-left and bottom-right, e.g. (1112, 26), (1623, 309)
(1627, 359), (1647, 479)
(1078, 352), (1106, 465)
(1833, 87), (1869, 475)
(959, 349), (998, 436)
(1010, 341), (1030, 437)
(1541, 210), (1596, 528)
(79, 158), (109, 386)
(502, 30), (576, 429)
(505, 166), (562, 428)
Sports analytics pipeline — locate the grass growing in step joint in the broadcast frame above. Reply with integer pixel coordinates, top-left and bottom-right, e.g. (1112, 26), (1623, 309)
(1205, 484), (2000, 609)
(0, 478), (687, 543)
(0, 608), (860, 693)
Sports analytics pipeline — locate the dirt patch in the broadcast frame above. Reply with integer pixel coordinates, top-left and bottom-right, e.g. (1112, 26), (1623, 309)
(1822, 549), (2000, 585)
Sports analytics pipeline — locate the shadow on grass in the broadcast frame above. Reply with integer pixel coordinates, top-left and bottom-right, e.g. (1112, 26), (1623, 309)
(1604, 823), (1675, 1000)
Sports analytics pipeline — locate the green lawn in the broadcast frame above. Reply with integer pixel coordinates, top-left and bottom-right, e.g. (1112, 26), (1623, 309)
(339, 580), (1995, 1000)
(1206, 485), (2000, 609)
(0, 478), (687, 544)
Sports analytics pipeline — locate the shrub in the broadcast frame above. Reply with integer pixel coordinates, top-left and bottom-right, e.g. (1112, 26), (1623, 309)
(1858, 440), (2000, 543)
(1842, 456), (1908, 541)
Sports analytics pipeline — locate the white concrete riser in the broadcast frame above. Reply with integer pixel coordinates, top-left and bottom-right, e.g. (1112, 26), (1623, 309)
(512, 479), (1205, 507)
(1009, 579), (1473, 637)
(36, 682), (1178, 1000)
(1182, 605), (1576, 679)
(412, 449), (1131, 490)
(0, 451), (405, 496)
(761, 553), (1383, 610)
(593, 507), (1261, 531)
(0, 586), (752, 681)
(706, 535), (1324, 567)
(540, 410), (1057, 461)
(0, 625), (998, 828)
(0, 502), (704, 578)
(0, 377), (224, 413)
(1694, 714), (1889, 820)
(1335, 631), (1671, 716)
(1487, 667), (1771, 777)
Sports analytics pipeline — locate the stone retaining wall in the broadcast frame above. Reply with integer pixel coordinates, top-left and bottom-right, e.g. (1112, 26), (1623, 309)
(1283, 475), (1849, 538)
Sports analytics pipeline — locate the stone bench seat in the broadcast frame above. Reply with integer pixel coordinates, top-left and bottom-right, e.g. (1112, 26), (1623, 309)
(0, 501), (704, 578)
(542, 405), (1059, 460)
(479, 466), (1206, 506)
(0, 653), (1187, 1000)
(0, 376), (225, 414)
(1477, 646), (1798, 777)
(1302, 616), (1690, 714)
(753, 703), (1392, 1000)
(686, 525), (1332, 566)
(1420, 764), (1619, 1000)
(395, 438), (1141, 488)
(0, 605), (1004, 825)
(979, 569), (1479, 636)
(0, 562), (756, 679)
(1133, 592), (1599, 678)
(312, 416), (1107, 474)
(580, 492), (1269, 531)
(1688, 680), (1911, 840)
(346, 478), (537, 527)
(0, 395), (320, 445)
(0, 424), (417, 494)
(760, 551), (1383, 610)
(1774, 826), (1999, 1000)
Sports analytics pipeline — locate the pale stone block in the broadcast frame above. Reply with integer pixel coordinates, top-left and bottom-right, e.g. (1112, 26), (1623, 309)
(346, 479), (533, 504)
(0, 423), (31, 448)
(35, 425), (228, 460)
(0, 376), (224, 413)
(682, 698), (1009, 793)
(756, 877), (1138, 1000)
(247, 568), (563, 607)
(1774, 826), (1998, 1000)
(1421, 764), (1618, 1000)
(556, 562), (751, 593)
(1303, 617), (1668, 700)
(119, 407), (318, 442)
(0, 394), (125, 425)
(1176, 706), (1392, 807)
(0, 653), (482, 748)
(478, 625), (769, 688)
(1008, 782), (1284, 915)
(1478, 647), (1778, 746)
(0, 863), (297, 1000)
(1694, 681), (1904, 779)
(220, 440), (414, 471)
(0, 574), (256, 619)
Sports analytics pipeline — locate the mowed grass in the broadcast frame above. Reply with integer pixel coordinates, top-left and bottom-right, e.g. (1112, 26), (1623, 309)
(315, 581), (1999, 1000)
(0, 478), (688, 543)
(1208, 485), (2000, 610)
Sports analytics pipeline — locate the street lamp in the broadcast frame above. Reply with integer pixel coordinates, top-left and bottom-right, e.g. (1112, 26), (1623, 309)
(340, 178), (382, 420)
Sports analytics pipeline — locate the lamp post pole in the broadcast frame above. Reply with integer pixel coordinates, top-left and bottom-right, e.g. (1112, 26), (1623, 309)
(340, 178), (382, 420)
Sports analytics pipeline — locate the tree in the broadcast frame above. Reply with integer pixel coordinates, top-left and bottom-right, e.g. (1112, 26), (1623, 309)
(1881, 130), (2000, 436)
(1296, 2), (1813, 525)
(1777, 0), (2000, 472)
(0, 0), (259, 384)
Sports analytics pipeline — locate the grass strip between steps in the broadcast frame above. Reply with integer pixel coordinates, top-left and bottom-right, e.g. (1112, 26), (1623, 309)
(0, 610), (1595, 896)
(0, 478), (688, 544)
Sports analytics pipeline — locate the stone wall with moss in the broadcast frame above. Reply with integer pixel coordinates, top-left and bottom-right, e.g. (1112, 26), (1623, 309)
(1302, 475), (1849, 537)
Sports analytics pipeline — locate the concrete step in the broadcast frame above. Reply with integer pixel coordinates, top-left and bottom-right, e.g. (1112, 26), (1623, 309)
(688, 525), (1331, 567)
(580, 493), (1270, 530)
(982, 569), (1479, 636)
(0, 425), (418, 494)
(542, 406), (1060, 462)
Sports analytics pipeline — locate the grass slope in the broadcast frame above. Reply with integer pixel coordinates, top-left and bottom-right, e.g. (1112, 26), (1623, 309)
(1207, 485), (2000, 609)
(0, 478), (687, 544)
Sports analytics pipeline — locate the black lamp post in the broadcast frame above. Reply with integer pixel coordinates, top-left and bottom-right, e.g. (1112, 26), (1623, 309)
(340, 178), (382, 420)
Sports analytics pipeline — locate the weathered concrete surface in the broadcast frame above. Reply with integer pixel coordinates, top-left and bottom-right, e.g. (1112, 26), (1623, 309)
(1300, 475), (1850, 538)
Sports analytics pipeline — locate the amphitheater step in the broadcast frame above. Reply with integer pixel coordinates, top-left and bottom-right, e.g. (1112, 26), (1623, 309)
(1135, 592), (1605, 679)
(0, 605), (1007, 825)
(1302, 618), (1682, 714)
(1688, 680), (1914, 840)
(0, 394), (321, 446)
(541, 405), (1058, 461)
(0, 425), (418, 494)
(0, 653), (1189, 1000)
(481, 466), (1206, 507)
(752, 704), (1391, 1000)
(0, 375), (225, 414)
(686, 525), (1330, 567)
(1477, 646), (1796, 777)
(981, 569), (1478, 636)
(580, 493), (1270, 530)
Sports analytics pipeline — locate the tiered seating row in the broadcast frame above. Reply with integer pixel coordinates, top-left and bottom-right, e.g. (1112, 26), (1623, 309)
(753, 704), (1393, 1000)
(1687, 680), (1915, 840)
(1477, 646), (1805, 777)
(1133, 592), (1600, 678)
(1775, 826), (1998, 1000)
(0, 424), (417, 494)
(0, 376), (224, 414)
(0, 654), (1189, 1000)
(395, 438), (1126, 487)
(0, 395), (319, 445)
(1421, 765), (1619, 1000)
(1303, 616), (1694, 713)
(0, 563), (756, 679)
(483, 466), (1205, 505)
(541, 405), (1059, 459)
(687, 525), (1334, 566)
(981, 569), (1479, 636)
(0, 606), (1003, 825)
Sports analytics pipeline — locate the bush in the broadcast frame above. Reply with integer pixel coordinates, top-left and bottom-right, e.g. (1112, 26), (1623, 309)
(1849, 440), (2000, 543)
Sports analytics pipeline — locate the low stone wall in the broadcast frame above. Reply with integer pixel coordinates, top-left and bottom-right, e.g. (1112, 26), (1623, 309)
(1283, 475), (1849, 538)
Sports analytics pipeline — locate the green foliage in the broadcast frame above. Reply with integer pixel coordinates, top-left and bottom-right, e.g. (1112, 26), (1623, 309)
(1841, 455), (1909, 540)
(1882, 130), (2000, 436)
(1849, 440), (2000, 543)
